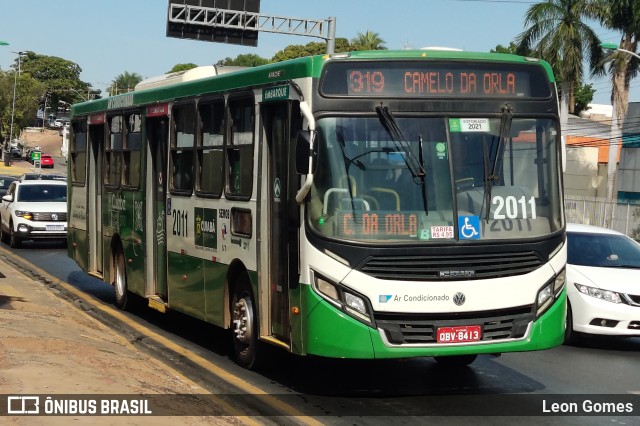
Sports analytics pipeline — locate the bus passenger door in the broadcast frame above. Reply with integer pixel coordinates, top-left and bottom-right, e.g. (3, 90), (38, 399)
(88, 124), (104, 274)
(145, 116), (168, 298)
(261, 101), (301, 343)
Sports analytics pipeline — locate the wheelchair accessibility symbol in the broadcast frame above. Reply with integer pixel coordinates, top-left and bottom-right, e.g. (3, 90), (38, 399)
(458, 216), (481, 240)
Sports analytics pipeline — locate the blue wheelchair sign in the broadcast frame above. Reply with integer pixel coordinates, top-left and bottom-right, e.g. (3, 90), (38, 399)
(458, 216), (481, 240)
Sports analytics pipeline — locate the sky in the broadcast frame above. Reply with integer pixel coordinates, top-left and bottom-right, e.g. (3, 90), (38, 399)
(0, 0), (635, 106)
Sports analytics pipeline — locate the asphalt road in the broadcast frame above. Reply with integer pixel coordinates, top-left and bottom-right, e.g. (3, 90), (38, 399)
(7, 242), (640, 425)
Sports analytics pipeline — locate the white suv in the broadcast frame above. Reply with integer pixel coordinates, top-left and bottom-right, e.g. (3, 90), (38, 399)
(0, 180), (67, 248)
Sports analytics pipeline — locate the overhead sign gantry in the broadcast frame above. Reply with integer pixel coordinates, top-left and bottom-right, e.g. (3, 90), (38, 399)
(166, 0), (336, 53)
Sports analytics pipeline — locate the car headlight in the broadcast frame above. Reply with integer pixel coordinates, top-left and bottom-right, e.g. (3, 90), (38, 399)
(313, 273), (373, 325)
(14, 210), (33, 220)
(536, 268), (565, 317)
(574, 283), (622, 304)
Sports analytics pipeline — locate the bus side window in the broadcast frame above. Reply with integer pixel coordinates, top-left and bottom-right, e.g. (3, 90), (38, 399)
(197, 100), (225, 197)
(171, 104), (196, 194)
(226, 95), (254, 199)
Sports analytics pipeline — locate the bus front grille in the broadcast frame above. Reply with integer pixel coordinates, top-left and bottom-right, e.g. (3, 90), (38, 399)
(359, 251), (542, 281)
(375, 306), (534, 345)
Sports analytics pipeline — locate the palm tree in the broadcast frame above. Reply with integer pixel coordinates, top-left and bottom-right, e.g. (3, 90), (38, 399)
(592, 0), (640, 201)
(515, 0), (603, 120)
(351, 31), (387, 51)
(108, 71), (143, 96)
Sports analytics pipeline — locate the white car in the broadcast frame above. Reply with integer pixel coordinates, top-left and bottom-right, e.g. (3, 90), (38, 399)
(0, 180), (67, 248)
(565, 223), (640, 342)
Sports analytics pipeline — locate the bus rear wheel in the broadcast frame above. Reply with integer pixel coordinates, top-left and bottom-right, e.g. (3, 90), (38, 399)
(114, 251), (129, 310)
(231, 276), (259, 369)
(434, 354), (478, 367)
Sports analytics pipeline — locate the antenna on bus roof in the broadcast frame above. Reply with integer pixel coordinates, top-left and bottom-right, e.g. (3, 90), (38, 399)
(134, 65), (247, 91)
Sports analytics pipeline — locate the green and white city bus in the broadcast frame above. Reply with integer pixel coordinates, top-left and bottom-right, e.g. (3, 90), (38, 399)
(68, 50), (566, 369)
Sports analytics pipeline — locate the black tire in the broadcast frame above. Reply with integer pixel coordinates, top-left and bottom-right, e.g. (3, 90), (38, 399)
(434, 354), (478, 367)
(0, 224), (8, 244)
(231, 274), (260, 369)
(564, 302), (581, 345)
(113, 251), (129, 310)
(9, 223), (21, 249)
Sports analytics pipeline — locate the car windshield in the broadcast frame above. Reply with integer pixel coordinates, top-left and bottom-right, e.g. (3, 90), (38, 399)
(308, 115), (563, 243)
(17, 185), (67, 202)
(567, 231), (640, 268)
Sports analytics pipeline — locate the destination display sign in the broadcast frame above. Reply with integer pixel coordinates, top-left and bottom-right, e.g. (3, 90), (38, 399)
(321, 61), (551, 98)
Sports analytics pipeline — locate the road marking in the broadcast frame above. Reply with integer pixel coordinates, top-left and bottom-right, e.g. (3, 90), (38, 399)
(6, 253), (323, 425)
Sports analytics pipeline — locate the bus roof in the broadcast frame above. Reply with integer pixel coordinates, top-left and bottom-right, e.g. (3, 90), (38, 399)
(71, 50), (554, 117)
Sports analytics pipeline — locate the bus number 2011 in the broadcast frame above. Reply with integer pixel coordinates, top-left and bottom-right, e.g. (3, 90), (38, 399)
(492, 195), (537, 219)
(172, 209), (188, 237)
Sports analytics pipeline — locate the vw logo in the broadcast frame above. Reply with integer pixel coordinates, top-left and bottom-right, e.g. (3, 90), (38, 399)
(453, 292), (466, 306)
(51, 213), (58, 221)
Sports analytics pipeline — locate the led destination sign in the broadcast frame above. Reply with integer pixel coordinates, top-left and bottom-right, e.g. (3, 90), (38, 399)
(321, 61), (552, 99)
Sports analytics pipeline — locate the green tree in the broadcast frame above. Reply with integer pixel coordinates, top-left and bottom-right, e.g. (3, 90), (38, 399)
(168, 63), (198, 73)
(17, 51), (94, 110)
(0, 70), (46, 142)
(573, 82), (595, 115)
(516, 0), (603, 115)
(490, 42), (533, 56)
(108, 71), (143, 96)
(593, 1), (640, 155)
(350, 30), (387, 51)
(216, 54), (271, 67)
(272, 38), (351, 62)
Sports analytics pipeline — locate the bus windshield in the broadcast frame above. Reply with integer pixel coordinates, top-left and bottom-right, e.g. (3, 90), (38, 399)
(308, 115), (562, 242)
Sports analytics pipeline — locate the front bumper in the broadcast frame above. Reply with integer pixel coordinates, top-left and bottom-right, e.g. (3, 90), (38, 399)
(301, 284), (566, 358)
(14, 221), (67, 240)
(569, 291), (640, 337)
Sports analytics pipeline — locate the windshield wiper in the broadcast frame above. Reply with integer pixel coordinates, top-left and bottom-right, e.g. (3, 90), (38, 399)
(375, 105), (429, 214)
(483, 104), (513, 221)
(375, 105), (425, 178)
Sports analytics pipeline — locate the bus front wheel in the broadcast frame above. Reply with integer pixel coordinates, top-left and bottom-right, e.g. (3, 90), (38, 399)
(434, 354), (478, 367)
(231, 275), (259, 369)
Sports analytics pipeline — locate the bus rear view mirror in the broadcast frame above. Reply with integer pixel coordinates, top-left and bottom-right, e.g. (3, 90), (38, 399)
(296, 130), (318, 175)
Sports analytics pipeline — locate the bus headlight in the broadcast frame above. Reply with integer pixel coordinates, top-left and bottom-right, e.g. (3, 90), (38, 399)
(344, 292), (371, 322)
(536, 268), (565, 317)
(313, 273), (373, 325)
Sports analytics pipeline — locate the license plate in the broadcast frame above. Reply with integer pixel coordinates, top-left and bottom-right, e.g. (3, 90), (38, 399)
(46, 225), (65, 231)
(436, 325), (482, 343)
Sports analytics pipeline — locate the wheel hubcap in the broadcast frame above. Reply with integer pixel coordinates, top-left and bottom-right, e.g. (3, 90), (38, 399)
(232, 296), (253, 344)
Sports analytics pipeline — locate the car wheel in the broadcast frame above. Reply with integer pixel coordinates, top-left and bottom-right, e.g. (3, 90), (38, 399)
(113, 250), (129, 310)
(9, 223), (21, 248)
(231, 274), (261, 370)
(0, 224), (7, 244)
(433, 354), (478, 367)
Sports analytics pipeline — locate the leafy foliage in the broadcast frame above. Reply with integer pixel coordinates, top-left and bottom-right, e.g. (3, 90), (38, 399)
(108, 71), (143, 96)
(573, 83), (595, 115)
(272, 38), (352, 62)
(0, 71), (46, 142)
(350, 31), (387, 51)
(216, 54), (271, 67)
(168, 63), (198, 73)
(516, 0), (604, 114)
